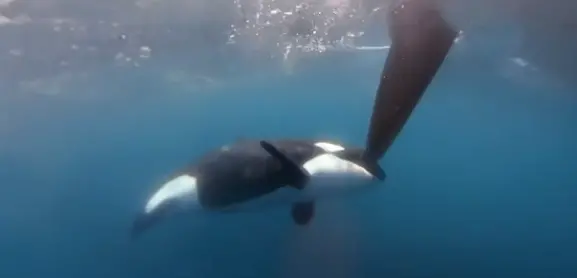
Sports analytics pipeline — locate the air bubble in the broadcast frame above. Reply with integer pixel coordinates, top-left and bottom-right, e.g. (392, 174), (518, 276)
(139, 46), (151, 59)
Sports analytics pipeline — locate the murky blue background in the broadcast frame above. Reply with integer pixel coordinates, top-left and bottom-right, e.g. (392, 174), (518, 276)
(1, 0), (576, 277)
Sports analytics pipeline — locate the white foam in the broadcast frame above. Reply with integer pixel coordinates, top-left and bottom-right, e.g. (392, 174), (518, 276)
(354, 45), (390, 51)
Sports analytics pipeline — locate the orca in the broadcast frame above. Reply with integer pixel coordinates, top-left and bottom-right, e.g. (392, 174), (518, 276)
(132, 139), (385, 237)
(131, 0), (458, 239)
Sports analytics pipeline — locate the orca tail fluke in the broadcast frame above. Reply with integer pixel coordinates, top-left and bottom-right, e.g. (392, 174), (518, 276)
(130, 213), (152, 240)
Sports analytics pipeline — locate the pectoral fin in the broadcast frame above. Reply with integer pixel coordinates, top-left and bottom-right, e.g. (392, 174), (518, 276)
(260, 140), (309, 189)
(291, 201), (315, 226)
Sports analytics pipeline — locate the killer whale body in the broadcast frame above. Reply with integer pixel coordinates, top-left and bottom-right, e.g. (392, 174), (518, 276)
(132, 0), (458, 239)
(132, 139), (385, 237)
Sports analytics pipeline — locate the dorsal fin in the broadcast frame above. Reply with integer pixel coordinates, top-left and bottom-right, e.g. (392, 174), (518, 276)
(363, 0), (457, 161)
(260, 140), (309, 189)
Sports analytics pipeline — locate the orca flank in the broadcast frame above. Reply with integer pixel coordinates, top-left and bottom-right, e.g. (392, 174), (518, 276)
(132, 139), (385, 236)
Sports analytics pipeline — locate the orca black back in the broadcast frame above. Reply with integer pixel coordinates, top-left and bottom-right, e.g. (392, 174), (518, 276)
(132, 139), (386, 236)
(189, 140), (327, 209)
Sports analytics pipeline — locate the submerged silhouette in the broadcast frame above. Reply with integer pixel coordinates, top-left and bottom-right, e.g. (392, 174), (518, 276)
(132, 140), (384, 237)
(132, 0), (457, 238)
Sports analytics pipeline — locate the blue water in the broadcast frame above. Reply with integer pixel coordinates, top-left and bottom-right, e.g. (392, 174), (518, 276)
(2, 28), (577, 278)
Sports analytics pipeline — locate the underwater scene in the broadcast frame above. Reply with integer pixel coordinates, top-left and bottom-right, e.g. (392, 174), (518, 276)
(1, 0), (576, 277)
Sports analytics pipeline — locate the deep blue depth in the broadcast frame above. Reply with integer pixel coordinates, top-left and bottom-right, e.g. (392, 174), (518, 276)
(1, 47), (577, 278)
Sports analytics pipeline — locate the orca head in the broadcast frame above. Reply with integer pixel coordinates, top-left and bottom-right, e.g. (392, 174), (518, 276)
(331, 148), (387, 181)
(299, 142), (385, 200)
(131, 174), (201, 238)
(313, 141), (386, 180)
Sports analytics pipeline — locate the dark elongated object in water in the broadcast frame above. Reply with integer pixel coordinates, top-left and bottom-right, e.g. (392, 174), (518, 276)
(131, 140), (384, 238)
(363, 0), (458, 162)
